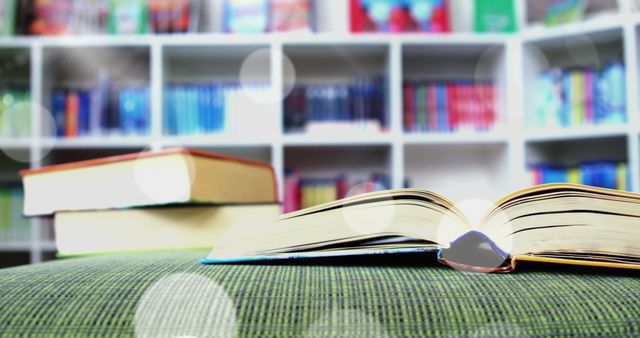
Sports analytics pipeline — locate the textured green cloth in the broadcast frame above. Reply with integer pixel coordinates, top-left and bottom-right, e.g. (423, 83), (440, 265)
(0, 250), (639, 337)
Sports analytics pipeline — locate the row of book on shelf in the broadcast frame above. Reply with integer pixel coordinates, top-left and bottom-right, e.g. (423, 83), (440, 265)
(350, 0), (517, 33)
(0, 87), (31, 138)
(0, 0), (525, 36)
(403, 80), (497, 133)
(532, 61), (626, 129)
(284, 77), (387, 133)
(0, 186), (29, 243)
(165, 83), (275, 136)
(52, 84), (150, 138)
(283, 170), (390, 212)
(530, 161), (628, 191)
(0, 0), (315, 36)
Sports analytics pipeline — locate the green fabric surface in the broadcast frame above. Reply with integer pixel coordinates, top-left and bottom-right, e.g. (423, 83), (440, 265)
(0, 250), (639, 337)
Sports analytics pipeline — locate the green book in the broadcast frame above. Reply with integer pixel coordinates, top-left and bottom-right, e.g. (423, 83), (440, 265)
(108, 0), (148, 35)
(0, 0), (17, 36)
(474, 0), (517, 33)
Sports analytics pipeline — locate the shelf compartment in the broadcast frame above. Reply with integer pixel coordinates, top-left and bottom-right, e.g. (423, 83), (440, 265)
(41, 46), (151, 138)
(404, 143), (509, 202)
(283, 43), (391, 134)
(402, 42), (507, 134)
(163, 44), (278, 138)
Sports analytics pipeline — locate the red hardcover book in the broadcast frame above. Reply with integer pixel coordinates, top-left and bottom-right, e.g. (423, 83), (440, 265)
(446, 83), (457, 131)
(427, 83), (438, 132)
(403, 82), (415, 131)
(486, 83), (496, 128)
(65, 91), (79, 138)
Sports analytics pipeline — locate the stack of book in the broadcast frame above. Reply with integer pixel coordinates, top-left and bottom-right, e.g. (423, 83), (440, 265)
(530, 161), (628, 191)
(350, 0), (450, 33)
(284, 77), (387, 133)
(20, 148), (280, 256)
(283, 171), (389, 212)
(0, 185), (30, 243)
(403, 80), (497, 133)
(0, 87), (31, 138)
(532, 62), (626, 129)
(52, 84), (150, 138)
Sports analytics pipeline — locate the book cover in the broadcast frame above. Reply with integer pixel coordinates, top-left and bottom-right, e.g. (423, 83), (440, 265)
(269, 0), (314, 32)
(474, 0), (516, 33)
(224, 0), (269, 33)
(65, 91), (79, 138)
(108, 0), (148, 35)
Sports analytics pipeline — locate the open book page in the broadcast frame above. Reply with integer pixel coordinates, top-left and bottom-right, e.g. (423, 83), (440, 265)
(480, 184), (640, 264)
(207, 189), (470, 260)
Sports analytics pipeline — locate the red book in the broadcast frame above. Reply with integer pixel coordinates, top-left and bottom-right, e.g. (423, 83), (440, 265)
(65, 91), (79, 138)
(446, 83), (457, 131)
(486, 83), (496, 128)
(404, 82), (415, 131)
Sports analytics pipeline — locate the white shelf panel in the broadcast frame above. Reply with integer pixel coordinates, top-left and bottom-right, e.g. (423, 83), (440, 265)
(522, 15), (625, 43)
(0, 33), (512, 48)
(42, 137), (152, 149)
(524, 125), (630, 143)
(403, 132), (509, 145)
(160, 135), (275, 148)
(0, 138), (31, 149)
(0, 242), (31, 252)
(283, 133), (392, 147)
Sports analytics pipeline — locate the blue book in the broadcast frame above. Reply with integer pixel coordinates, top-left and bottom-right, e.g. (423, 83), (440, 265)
(78, 90), (91, 136)
(142, 86), (150, 134)
(164, 86), (173, 135)
(52, 90), (66, 137)
(436, 84), (447, 132)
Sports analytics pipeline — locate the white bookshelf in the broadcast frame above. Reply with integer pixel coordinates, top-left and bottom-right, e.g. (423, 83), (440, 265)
(1, 1), (640, 264)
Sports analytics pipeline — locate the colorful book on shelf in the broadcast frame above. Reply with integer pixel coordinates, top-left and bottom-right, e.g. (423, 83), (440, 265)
(20, 147), (278, 216)
(531, 161), (628, 191)
(543, 0), (585, 27)
(30, 0), (73, 35)
(474, 0), (516, 33)
(0, 185), (30, 243)
(52, 84), (149, 137)
(224, 0), (269, 33)
(54, 204), (280, 256)
(69, 0), (109, 35)
(149, 0), (198, 34)
(532, 62), (626, 129)
(0, 0), (17, 36)
(283, 171), (389, 212)
(269, 0), (315, 32)
(403, 80), (496, 132)
(203, 184), (640, 273)
(108, 0), (148, 35)
(284, 77), (387, 133)
(350, 0), (449, 33)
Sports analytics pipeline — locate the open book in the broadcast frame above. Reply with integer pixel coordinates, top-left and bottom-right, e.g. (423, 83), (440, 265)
(202, 184), (640, 272)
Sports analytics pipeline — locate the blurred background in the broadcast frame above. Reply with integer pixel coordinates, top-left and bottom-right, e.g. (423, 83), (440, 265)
(0, 0), (637, 267)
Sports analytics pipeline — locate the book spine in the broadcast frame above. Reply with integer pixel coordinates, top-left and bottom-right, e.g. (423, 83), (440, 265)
(65, 90), (79, 138)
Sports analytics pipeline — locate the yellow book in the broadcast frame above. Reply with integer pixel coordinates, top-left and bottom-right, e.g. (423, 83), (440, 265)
(617, 163), (628, 191)
(567, 167), (581, 184)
